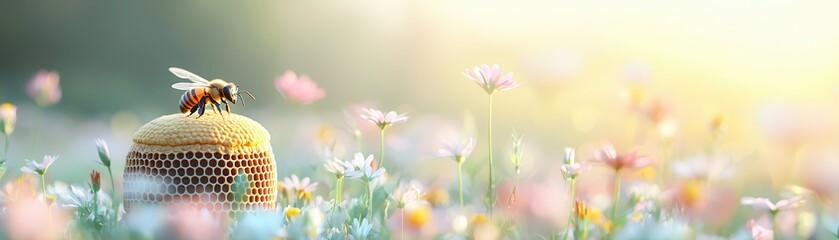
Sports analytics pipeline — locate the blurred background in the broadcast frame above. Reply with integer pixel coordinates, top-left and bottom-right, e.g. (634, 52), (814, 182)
(2, 1), (839, 229)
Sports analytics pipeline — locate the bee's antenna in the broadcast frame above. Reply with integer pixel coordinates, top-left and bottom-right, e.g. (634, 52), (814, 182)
(237, 94), (246, 106)
(241, 90), (256, 100)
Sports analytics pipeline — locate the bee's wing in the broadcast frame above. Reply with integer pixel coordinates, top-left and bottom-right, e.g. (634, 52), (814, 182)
(172, 82), (208, 90)
(169, 67), (210, 84)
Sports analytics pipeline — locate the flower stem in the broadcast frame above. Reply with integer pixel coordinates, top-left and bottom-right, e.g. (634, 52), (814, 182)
(41, 174), (47, 202)
(611, 170), (622, 224)
(458, 161), (464, 208)
(41, 174), (51, 221)
(2, 134), (8, 161)
(379, 129), (386, 169)
(367, 181), (373, 218)
(92, 188), (99, 223)
(568, 178), (576, 228)
(107, 167), (116, 202)
(401, 207), (405, 240)
(487, 94), (495, 219)
(107, 166), (118, 224)
(336, 177), (343, 203)
(1, 134), (8, 180)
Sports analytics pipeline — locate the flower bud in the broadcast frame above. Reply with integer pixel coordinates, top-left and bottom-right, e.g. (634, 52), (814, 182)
(0, 103), (16, 136)
(95, 138), (111, 167)
(564, 147), (576, 165)
(90, 170), (101, 192)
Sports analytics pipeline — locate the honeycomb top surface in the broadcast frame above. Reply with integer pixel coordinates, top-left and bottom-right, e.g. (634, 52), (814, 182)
(133, 111), (270, 147)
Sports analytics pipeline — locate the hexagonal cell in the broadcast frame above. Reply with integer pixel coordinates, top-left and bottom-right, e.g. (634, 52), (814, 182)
(124, 113), (277, 214)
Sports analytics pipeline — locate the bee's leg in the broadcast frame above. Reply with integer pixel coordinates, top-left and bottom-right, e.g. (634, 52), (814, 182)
(208, 98), (218, 115)
(214, 102), (223, 117)
(223, 100), (231, 115)
(187, 102), (201, 117)
(209, 98), (223, 116)
(196, 97), (208, 118)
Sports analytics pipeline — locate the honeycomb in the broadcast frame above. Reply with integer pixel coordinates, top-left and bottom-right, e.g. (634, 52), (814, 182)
(123, 111), (277, 214)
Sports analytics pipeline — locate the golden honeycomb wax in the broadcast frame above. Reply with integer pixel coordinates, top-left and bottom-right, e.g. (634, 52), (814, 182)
(123, 111), (277, 213)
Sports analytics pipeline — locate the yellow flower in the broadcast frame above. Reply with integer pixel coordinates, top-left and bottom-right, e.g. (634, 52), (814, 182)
(298, 190), (312, 201)
(0, 103), (16, 135)
(576, 201), (614, 232)
(679, 180), (704, 208)
(574, 200), (590, 220)
(407, 207), (431, 228)
(587, 206), (607, 226)
(285, 207), (302, 219)
(472, 213), (489, 225)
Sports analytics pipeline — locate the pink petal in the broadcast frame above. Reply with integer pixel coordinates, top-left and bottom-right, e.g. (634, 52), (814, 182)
(489, 64), (502, 80)
(741, 197), (774, 210)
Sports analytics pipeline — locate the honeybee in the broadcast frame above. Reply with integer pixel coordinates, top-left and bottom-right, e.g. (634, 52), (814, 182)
(169, 67), (255, 118)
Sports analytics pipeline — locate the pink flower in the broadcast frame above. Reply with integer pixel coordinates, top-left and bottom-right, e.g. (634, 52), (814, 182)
(26, 70), (62, 107)
(360, 108), (409, 130)
(747, 219), (774, 240)
(21, 155), (58, 175)
(283, 175), (319, 193)
(592, 142), (651, 170)
(740, 196), (803, 212)
(274, 70), (325, 104)
(463, 64), (519, 94)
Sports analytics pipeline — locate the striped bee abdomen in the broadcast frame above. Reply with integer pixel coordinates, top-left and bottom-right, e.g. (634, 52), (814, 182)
(179, 88), (207, 113)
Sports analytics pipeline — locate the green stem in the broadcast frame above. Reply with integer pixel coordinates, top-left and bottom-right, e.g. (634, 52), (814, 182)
(2, 134), (8, 161)
(488, 94), (494, 219)
(107, 166), (118, 224)
(336, 178), (343, 203)
(611, 170), (622, 224)
(41, 174), (51, 221)
(107, 167), (116, 202)
(380, 129), (386, 169)
(568, 178), (576, 228)
(93, 188), (99, 224)
(41, 174), (47, 202)
(458, 161), (464, 208)
(1, 134), (8, 180)
(367, 181), (373, 218)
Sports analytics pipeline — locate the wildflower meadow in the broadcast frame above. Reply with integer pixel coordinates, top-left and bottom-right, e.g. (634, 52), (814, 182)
(3, 2), (839, 240)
